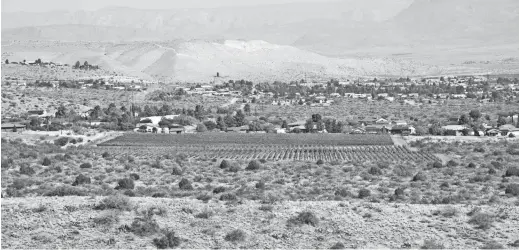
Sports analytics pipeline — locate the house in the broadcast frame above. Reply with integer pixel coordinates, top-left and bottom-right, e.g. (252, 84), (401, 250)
(358, 117), (378, 126)
(365, 124), (391, 134)
(392, 120), (408, 126)
(390, 125), (412, 135)
(226, 125), (249, 133)
(1, 123), (26, 132)
(499, 124), (517, 136)
(442, 125), (468, 136)
(486, 128), (500, 136)
(447, 117), (460, 125)
(287, 121), (307, 132)
(168, 125), (185, 134)
(375, 118), (389, 124)
(408, 93), (419, 99)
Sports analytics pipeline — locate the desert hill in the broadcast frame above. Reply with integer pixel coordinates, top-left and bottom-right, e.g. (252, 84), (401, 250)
(2, 0), (518, 81)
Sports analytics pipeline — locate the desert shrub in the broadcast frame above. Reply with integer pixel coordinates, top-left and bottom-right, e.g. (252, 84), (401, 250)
(219, 160), (231, 169)
(316, 159), (324, 165)
(79, 162), (92, 169)
(432, 161), (443, 168)
(220, 193), (237, 201)
(334, 187), (350, 197)
(171, 166), (183, 175)
(447, 160), (458, 167)
(259, 158), (267, 163)
(421, 239), (444, 249)
(130, 217), (160, 236)
(153, 229), (181, 249)
(196, 193), (212, 202)
(224, 229), (246, 242)
(255, 181), (265, 189)
(178, 178), (193, 190)
(368, 166), (382, 175)
(213, 186), (226, 194)
(488, 168), (497, 174)
(393, 165), (413, 177)
(510, 240), (519, 248)
(413, 172), (427, 182)
(441, 206), (458, 217)
(195, 209), (214, 219)
(330, 242), (345, 249)
(70, 139), (77, 144)
(10, 178), (34, 190)
(130, 173), (140, 180)
(124, 190), (136, 197)
(358, 188), (371, 199)
(474, 147), (485, 153)
(480, 240), (504, 249)
(394, 187), (405, 197)
(469, 174), (491, 183)
(246, 160), (261, 170)
(42, 157), (52, 166)
(32, 204), (47, 213)
(44, 185), (86, 197)
(93, 211), (120, 226)
(1, 158), (13, 169)
(287, 211), (319, 227)
(377, 162), (391, 169)
(94, 195), (132, 211)
(54, 137), (69, 146)
(258, 204), (274, 212)
(116, 178), (135, 190)
(505, 184), (519, 196)
(228, 164), (241, 172)
(72, 174), (91, 186)
(505, 167), (519, 177)
(467, 162), (476, 168)
(19, 164), (35, 176)
(490, 161), (502, 169)
(102, 152), (111, 159)
(468, 212), (494, 230)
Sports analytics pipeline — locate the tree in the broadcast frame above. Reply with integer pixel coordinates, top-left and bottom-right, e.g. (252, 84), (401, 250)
(497, 116), (507, 127)
(203, 120), (217, 131)
(469, 110), (481, 121)
(55, 105), (67, 118)
(36, 58), (42, 64)
(74, 61), (80, 69)
(196, 123), (208, 132)
(224, 114), (236, 128)
(281, 120), (288, 129)
(83, 61), (89, 68)
(244, 104), (251, 115)
(458, 114), (470, 125)
(234, 110), (245, 126)
(216, 116), (226, 131)
(5, 59), (8, 64)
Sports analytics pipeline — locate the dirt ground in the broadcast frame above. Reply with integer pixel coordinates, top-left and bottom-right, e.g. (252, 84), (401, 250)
(2, 197), (518, 249)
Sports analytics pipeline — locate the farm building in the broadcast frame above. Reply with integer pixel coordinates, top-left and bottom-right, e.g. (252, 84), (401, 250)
(1, 123), (26, 132)
(358, 117), (378, 126)
(486, 129), (500, 136)
(392, 120), (408, 126)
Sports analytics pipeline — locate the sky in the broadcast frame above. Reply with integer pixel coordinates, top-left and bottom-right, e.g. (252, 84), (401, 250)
(1, 0), (333, 12)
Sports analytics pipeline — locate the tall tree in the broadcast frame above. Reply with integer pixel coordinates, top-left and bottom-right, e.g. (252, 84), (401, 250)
(469, 110), (481, 121)
(244, 103), (251, 115)
(74, 61), (81, 69)
(234, 110), (246, 126)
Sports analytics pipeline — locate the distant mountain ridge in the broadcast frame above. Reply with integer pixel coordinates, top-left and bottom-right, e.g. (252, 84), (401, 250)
(2, 0), (518, 81)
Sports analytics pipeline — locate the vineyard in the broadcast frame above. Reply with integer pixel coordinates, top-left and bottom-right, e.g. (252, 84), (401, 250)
(96, 133), (438, 162)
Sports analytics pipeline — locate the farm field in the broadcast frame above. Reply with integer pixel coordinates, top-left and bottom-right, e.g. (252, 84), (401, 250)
(99, 133), (395, 146)
(96, 133), (439, 162)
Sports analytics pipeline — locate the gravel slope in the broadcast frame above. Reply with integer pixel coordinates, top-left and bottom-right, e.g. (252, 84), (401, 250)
(2, 197), (518, 249)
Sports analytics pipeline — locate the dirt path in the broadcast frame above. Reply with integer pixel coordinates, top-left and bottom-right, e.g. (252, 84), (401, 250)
(391, 135), (418, 151)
